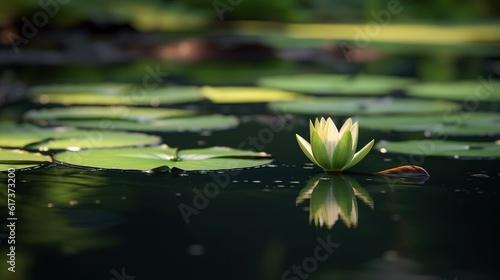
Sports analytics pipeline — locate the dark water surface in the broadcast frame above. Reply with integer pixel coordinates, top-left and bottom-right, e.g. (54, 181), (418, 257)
(1, 112), (499, 280)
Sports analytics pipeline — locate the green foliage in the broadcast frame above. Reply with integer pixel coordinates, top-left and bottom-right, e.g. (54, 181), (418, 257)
(54, 145), (273, 172)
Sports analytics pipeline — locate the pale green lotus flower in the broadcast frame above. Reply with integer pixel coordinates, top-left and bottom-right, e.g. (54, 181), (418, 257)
(296, 117), (375, 172)
(296, 173), (374, 229)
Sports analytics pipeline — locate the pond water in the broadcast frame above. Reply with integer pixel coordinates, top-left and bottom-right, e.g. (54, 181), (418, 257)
(1, 55), (499, 280)
(1, 101), (499, 280)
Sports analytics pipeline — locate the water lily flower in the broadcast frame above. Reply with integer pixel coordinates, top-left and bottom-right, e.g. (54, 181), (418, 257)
(296, 117), (374, 172)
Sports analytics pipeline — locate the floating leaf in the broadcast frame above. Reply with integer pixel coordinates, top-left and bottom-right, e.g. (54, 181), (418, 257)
(53, 145), (273, 172)
(376, 165), (430, 178)
(24, 106), (197, 122)
(258, 74), (414, 95)
(375, 165), (430, 184)
(258, 74), (347, 94)
(355, 113), (500, 136)
(200, 86), (300, 103)
(24, 106), (238, 132)
(270, 97), (458, 116)
(0, 123), (161, 151)
(30, 83), (131, 95)
(406, 80), (500, 101)
(0, 148), (52, 171)
(47, 114), (239, 132)
(31, 85), (204, 106)
(376, 140), (500, 159)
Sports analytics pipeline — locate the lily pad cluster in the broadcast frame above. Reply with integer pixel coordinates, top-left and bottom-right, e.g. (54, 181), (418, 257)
(0, 123), (161, 151)
(2, 82), (279, 172)
(24, 107), (239, 132)
(406, 80), (500, 101)
(258, 74), (414, 95)
(270, 97), (458, 116)
(30, 84), (205, 106)
(355, 113), (500, 137)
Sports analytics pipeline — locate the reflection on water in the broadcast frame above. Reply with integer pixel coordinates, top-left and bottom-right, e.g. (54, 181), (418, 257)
(296, 173), (374, 229)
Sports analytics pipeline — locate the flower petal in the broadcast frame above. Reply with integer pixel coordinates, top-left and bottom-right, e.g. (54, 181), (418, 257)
(342, 139), (375, 170)
(324, 117), (337, 158)
(317, 117), (324, 132)
(339, 118), (352, 136)
(331, 130), (353, 170)
(350, 121), (359, 151)
(296, 134), (321, 167)
(311, 128), (334, 170)
(309, 119), (316, 143)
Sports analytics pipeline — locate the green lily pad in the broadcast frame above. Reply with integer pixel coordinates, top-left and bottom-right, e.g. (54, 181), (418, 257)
(31, 85), (205, 106)
(257, 74), (414, 95)
(53, 145), (273, 172)
(24, 106), (197, 122)
(356, 112), (500, 136)
(0, 148), (52, 171)
(270, 97), (458, 116)
(376, 140), (500, 159)
(406, 80), (500, 101)
(0, 123), (161, 151)
(200, 86), (300, 103)
(30, 83), (131, 95)
(47, 114), (239, 132)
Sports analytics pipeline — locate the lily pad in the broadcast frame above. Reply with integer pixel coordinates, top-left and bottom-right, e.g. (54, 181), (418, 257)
(31, 85), (205, 106)
(355, 112), (500, 136)
(30, 83), (131, 95)
(24, 106), (197, 122)
(47, 114), (239, 132)
(0, 123), (161, 151)
(376, 140), (500, 159)
(200, 86), (300, 103)
(270, 97), (458, 116)
(53, 145), (273, 172)
(257, 74), (414, 95)
(406, 80), (500, 101)
(0, 148), (52, 171)
(24, 106), (239, 132)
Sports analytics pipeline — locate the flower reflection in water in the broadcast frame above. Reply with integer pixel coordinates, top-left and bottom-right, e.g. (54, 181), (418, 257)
(296, 173), (374, 229)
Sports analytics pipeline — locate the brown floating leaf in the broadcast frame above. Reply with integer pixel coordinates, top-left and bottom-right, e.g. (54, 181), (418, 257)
(376, 165), (430, 178)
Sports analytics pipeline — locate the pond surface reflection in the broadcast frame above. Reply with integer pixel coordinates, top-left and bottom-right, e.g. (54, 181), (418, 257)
(296, 173), (374, 229)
